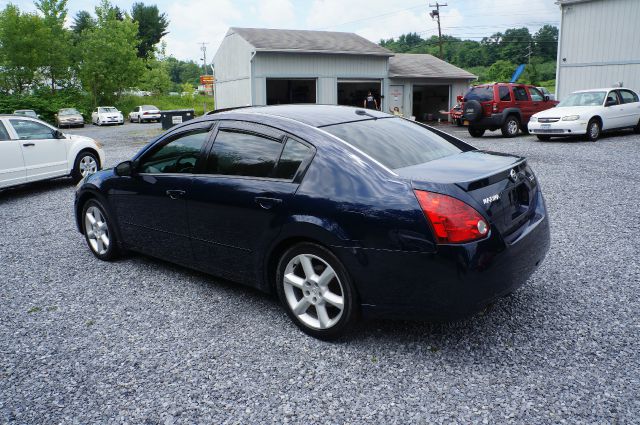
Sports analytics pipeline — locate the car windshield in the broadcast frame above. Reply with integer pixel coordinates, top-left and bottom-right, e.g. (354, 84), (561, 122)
(16, 110), (37, 117)
(60, 108), (79, 116)
(323, 117), (462, 170)
(141, 105), (158, 111)
(463, 86), (494, 102)
(558, 91), (606, 107)
(99, 107), (118, 113)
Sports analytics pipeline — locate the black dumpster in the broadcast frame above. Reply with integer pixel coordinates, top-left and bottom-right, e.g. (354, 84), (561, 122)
(160, 109), (195, 130)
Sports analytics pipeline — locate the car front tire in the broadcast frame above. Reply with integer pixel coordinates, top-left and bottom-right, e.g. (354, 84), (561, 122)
(586, 119), (601, 142)
(634, 119), (640, 134)
(468, 126), (485, 138)
(501, 115), (520, 138)
(276, 242), (358, 340)
(72, 151), (100, 182)
(82, 199), (119, 261)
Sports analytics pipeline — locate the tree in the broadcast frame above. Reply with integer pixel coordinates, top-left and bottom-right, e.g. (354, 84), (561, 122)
(77, 0), (144, 106)
(499, 28), (533, 64)
(72, 10), (95, 35)
(35, 0), (71, 92)
(0, 5), (48, 93)
(534, 25), (559, 62)
(131, 2), (169, 59)
(487, 60), (516, 82)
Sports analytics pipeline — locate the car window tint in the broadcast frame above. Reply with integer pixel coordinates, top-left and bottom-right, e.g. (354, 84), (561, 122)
(606, 91), (619, 105)
(323, 117), (461, 170)
(207, 130), (283, 178)
(529, 87), (544, 101)
(498, 86), (511, 101)
(619, 90), (639, 104)
(275, 137), (312, 180)
(139, 130), (209, 174)
(0, 122), (10, 141)
(513, 87), (529, 101)
(9, 119), (54, 140)
(463, 86), (493, 102)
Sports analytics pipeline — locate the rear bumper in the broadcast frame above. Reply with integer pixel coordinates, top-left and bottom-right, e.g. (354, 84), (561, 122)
(465, 112), (506, 129)
(529, 120), (588, 135)
(141, 114), (161, 120)
(335, 192), (550, 320)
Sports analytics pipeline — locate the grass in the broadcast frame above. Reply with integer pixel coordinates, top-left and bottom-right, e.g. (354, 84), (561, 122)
(115, 94), (214, 117)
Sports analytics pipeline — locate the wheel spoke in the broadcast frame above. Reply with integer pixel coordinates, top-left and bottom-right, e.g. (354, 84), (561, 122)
(299, 255), (315, 280)
(86, 230), (95, 239)
(100, 234), (110, 248)
(86, 212), (96, 225)
(96, 238), (104, 253)
(316, 304), (330, 329)
(323, 291), (344, 309)
(284, 273), (305, 289)
(292, 299), (310, 315)
(317, 267), (335, 287)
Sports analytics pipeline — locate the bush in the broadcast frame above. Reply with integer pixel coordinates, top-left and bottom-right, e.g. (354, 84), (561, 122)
(115, 94), (214, 117)
(0, 89), (92, 123)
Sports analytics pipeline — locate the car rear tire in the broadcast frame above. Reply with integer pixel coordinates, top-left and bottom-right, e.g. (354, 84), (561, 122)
(585, 119), (601, 142)
(468, 126), (485, 138)
(276, 242), (358, 340)
(634, 119), (640, 134)
(537, 135), (551, 141)
(501, 115), (520, 138)
(82, 199), (119, 261)
(462, 100), (482, 122)
(72, 151), (100, 182)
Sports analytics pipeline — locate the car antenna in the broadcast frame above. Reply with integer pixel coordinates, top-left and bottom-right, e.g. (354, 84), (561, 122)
(355, 109), (378, 119)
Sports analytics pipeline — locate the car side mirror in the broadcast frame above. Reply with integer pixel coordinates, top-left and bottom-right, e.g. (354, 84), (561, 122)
(115, 160), (135, 177)
(53, 129), (65, 139)
(544, 95), (550, 102)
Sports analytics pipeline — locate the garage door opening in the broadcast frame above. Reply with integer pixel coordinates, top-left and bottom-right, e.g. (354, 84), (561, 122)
(412, 85), (449, 122)
(266, 79), (316, 105)
(338, 81), (382, 109)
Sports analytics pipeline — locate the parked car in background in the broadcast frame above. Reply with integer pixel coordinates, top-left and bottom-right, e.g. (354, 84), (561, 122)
(529, 88), (640, 142)
(0, 115), (104, 189)
(55, 108), (84, 128)
(13, 109), (39, 119)
(92, 107), (124, 126)
(461, 83), (558, 138)
(537, 87), (555, 101)
(74, 105), (550, 339)
(129, 105), (161, 123)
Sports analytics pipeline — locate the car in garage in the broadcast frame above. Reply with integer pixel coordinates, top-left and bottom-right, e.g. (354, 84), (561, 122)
(129, 105), (161, 123)
(462, 83), (558, 138)
(0, 115), (104, 189)
(74, 105), (550, 339)
(92, 107), (124, 126)
(55, 108), (85, 128)
(529, 88), (640, 141)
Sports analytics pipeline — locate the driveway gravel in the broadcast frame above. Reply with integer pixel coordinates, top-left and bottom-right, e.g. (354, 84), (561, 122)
(1, 121), (639, 423)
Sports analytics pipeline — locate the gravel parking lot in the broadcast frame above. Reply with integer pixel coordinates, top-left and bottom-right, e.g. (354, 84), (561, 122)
(1, 121), (639, 423)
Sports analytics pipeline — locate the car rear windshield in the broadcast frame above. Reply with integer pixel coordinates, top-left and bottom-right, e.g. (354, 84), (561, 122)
(464, 86), (494, 102)
(141, 105), (158, 111)
(323, 118), (461, 170)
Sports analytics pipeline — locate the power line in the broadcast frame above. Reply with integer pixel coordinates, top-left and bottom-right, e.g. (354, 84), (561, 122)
(428, 2), (447, 58)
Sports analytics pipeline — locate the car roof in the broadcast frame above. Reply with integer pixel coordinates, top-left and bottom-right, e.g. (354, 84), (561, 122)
(211, 104), (389, 128)
(573, 88), (634, 93)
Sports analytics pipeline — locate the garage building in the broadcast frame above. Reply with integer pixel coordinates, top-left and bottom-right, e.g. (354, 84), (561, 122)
(555, 0), (640, 100)
(213, 27), (476, 121)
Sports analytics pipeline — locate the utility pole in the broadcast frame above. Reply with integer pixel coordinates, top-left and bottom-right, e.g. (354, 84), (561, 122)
(526, 42), (533, 64)
(199, 42), (209, 75)
(429, 2), (447, 59)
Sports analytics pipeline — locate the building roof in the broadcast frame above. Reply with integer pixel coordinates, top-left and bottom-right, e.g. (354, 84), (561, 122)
(229, 27), (394, 56)
(389, 53), (477, 80)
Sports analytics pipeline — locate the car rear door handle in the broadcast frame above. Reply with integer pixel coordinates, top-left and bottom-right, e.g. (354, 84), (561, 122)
(22, 143), (35, 147)
(166, 189), (186, 200)
(255, 196), (282, 209)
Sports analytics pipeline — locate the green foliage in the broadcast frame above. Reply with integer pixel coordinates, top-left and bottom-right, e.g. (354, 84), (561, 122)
(0, 88), (92, 123)
(115, 94), (213, 117)
(131, 2), (169, 59)
(487, 60), (517, 82)
(35, 0), (72, 92)
(165, 57), (202, 89)
(139, 59), (172, 94)
(77, 0), (145, 106)
(71, 10), (95, 35)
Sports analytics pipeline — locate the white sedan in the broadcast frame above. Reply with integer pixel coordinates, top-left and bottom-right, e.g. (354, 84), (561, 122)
(529, 88), (640, 141)
(0, 115), (105, 189)
(129, 105), (161, 123)
(91, 107), (124, 126)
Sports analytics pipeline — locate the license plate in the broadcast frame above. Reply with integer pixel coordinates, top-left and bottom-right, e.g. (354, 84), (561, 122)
(541, 124), (551, 129)
(463, 120), (469, 126)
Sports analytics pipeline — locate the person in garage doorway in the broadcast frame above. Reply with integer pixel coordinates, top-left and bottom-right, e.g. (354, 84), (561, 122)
(363, 91), (379, 110)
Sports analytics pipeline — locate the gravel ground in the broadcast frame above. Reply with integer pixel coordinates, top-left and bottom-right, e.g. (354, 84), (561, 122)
(1, 121), (639, 424)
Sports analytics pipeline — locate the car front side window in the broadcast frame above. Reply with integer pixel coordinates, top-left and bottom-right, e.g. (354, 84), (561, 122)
(0, 121), (10, 141)
(139, 130), (210, 174)
(8, 119), (55, 140)
(513, 87), (529, 101)
(605, 91), (619, 106)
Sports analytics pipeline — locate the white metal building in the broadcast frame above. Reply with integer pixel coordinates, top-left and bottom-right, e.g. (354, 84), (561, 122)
(555, 0), (640, 100)
(213, 27), (476, 121)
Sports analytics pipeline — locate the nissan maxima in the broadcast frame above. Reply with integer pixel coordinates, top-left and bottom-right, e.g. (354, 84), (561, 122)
(74, 105), (550, 339)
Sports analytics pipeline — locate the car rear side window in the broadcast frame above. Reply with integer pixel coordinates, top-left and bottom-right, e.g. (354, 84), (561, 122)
(513, 87), (529, 101)
(207, 130), (283, 178)
(9, 119), (55, 140)
(619, 90), (639, 104)
(139, 130), (209, 174)
(274, 137), (312, 180)
(0, 122), (10, 141)
(464, 86), (494, 102)
(323, 118), (461, 170)
(498, 86), (511, 101)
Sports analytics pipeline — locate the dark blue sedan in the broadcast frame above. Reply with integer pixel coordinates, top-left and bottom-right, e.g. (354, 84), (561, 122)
(74, 105), (550, 339)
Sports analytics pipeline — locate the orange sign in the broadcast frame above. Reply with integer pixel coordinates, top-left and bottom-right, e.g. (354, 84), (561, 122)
(200, 75), (214, 85)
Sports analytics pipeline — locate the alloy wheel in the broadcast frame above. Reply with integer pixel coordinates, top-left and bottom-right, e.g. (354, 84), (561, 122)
(84, 206), (110, 255)
(79, 155), (98, 177)
(507, 119), (519, 135)
(282, 253), (345, 330)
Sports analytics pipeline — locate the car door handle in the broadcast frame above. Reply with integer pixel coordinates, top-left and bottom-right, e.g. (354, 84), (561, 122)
(22, 143), (35, 147)
(255, 196), (282, 209)
(166, 189), (186, 200)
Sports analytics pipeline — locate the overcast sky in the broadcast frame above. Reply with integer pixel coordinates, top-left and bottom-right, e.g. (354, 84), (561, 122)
(2, 0), (560, 62)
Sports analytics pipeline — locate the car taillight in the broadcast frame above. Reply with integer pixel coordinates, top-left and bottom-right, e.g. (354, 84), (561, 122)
(414, 190), (489, 244)
(143, 112), (150, 115)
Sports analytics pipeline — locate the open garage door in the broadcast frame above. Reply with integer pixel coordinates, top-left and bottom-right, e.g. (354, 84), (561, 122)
(412, 85), (450, 122)
(338, 80), (382, 109)
(266, 79), (316, 105)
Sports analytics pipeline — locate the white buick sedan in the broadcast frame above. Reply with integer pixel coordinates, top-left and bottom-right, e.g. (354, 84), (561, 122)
(529, 88), (640, 141)
(0, 115), (105, 189)
(91, 107), (124, 126)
